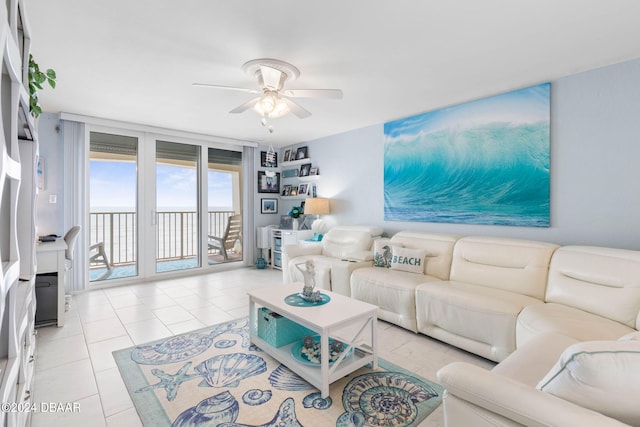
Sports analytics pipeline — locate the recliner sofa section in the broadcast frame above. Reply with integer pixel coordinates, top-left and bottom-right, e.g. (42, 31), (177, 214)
(415, 235), (559, 362)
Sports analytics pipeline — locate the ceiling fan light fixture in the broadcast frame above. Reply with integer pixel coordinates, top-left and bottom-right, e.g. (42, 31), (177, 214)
(253, 92), (290, 118)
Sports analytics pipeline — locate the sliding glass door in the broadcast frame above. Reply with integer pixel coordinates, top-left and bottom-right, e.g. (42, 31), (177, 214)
(87, 128), (245, 283)
(155, 141), (201, 273)
(89, 132), (138, 282)
(207, 148), (243, 264)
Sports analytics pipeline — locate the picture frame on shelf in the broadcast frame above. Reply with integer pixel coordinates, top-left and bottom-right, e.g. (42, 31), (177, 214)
(283, 168), (299, 178)
(257, 171), (280, 193)
(283, 149), (291, 162)
(279, 215), (293, 229)
(290, 186), (299, 196)
(295, 146), (308, 160)
(260, 151), (278, 168)
(261, 198), (278, 214)
(282, 185), (292, 196)
(309, 167), (318, 176)
(299, 163), (312, 177)
(298, 183), (309, 195)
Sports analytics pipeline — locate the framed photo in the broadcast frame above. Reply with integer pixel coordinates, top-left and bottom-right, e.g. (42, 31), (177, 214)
(279, 215), (293, 229)
(298, 183), (309, 195)
(261, 198), (278, 214)
(257, 171), (280, 193)
(282, 184), (292, 196)
(260, 151), (278, 168)
(283, 149), (291, 162)
(309, 167), (319, 176)
(299, 163), (312, 177)
(283, 168), (299, 178)
(290, 186), (299, 196)
(295, 146), (308, 160)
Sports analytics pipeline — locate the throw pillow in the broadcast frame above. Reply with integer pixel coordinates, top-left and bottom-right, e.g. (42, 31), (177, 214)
(373, 239), (403, 268)
(389, 246), (426, 274)
(537, 340), (640, 426)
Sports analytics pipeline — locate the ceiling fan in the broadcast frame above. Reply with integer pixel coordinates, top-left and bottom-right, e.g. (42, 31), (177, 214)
(193, 58), (343, 120)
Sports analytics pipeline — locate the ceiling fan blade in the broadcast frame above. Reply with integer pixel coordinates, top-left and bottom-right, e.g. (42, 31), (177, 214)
(259, 65), (285, 91)
(192, 83), (259, 94)
(229, 97), (261, 114)
(283, 98), (312, 119)
(281, 88), (343, 99)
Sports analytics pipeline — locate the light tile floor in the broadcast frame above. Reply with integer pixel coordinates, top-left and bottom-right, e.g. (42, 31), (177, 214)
(31, 267), (495, 427)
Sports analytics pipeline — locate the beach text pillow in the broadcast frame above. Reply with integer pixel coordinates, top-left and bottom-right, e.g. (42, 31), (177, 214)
(389, 246), (426, 274)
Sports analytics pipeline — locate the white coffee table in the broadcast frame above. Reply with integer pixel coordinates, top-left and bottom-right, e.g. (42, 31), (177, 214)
(248, 283), (378, 398)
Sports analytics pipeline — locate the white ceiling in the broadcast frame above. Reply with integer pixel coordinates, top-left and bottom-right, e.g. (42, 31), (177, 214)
(26, 0), (640, 147)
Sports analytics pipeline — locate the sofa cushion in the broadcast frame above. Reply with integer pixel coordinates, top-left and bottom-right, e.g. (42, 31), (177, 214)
(372, 238), (402, 268)
(492, 332), (579, 387)
(389, 246), (426, 274)
(416, 281), (543, 362)
(537, 339), (640, 425)
(516, 302), (634, 347)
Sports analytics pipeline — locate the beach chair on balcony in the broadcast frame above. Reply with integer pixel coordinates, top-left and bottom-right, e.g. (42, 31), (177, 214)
(208, 214), (242, 260)
(89, 241), (112, 270)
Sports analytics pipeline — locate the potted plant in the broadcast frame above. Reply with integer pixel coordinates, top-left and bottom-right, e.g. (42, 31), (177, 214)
(288, 206), (303, 230)
(28, 54), (56, 118)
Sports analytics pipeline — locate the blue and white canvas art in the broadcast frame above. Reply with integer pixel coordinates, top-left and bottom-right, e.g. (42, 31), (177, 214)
(384, 83), (550, 227)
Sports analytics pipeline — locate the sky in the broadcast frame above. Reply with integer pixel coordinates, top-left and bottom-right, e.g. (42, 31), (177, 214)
(89, 160), (233, 211)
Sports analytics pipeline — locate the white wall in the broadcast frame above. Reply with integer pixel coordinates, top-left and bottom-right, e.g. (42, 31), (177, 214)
(294, 57), (640, 250)
(36, 113), (64, 235)
(38, 57), (640, 251)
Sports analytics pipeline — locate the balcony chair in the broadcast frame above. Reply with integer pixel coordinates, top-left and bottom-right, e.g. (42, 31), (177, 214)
(208, 214), (242, 260)
(89, 241), (112, 271)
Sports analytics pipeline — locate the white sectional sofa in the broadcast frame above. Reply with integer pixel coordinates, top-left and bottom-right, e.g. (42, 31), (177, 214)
(285, 229), (640, 424)
(343, 231), (640, 425)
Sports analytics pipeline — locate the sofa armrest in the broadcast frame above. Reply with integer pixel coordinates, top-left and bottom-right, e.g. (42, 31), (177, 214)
(282, 244), (323, 283)
(437, 362), (629, 427)
(330, 260), (373, 296)
(341, 250), (374, 262)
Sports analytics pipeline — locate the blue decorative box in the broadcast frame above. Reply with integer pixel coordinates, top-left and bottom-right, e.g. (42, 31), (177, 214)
(257, 307), (313, 348)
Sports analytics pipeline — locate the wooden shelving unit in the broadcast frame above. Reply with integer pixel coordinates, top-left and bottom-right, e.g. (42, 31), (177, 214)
(1, 1), (39, 425)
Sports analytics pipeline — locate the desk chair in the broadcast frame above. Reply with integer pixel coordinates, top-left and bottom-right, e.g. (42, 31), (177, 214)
(63, 226), (81, 270)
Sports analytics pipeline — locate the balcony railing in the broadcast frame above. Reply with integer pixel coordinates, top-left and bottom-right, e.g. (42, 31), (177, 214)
(89, 210), (236, 267)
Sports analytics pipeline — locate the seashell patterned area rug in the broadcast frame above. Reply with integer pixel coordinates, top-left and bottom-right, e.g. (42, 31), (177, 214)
(113, 317), (443, 426)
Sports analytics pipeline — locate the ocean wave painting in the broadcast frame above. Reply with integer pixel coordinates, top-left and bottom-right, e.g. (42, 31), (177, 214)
(384, 83), (550, 227)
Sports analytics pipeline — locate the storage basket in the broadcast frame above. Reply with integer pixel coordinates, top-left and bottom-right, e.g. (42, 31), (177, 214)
(257, 307), (313, 347)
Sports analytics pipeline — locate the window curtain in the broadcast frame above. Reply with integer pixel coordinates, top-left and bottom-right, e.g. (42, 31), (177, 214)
(61, 120), (89, 293)
(243, 145), (255, 265)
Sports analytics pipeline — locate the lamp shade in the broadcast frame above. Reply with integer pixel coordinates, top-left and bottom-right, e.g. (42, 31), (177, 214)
(304, 198), (330, 215)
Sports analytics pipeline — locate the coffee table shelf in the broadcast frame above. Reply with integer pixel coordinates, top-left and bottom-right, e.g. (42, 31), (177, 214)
(248, 284), (378, 398)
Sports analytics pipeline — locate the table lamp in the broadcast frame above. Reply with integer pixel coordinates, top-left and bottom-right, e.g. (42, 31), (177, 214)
(304, 197), (330, 241)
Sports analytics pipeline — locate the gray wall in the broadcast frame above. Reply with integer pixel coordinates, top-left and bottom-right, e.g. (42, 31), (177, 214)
(291, 57), (640, 250)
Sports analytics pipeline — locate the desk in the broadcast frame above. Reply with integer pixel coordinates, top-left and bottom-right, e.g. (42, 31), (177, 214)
(35, 238), (67, 327)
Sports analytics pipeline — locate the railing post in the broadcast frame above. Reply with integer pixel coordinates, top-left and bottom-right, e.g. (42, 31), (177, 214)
(109, 213), (114, 267)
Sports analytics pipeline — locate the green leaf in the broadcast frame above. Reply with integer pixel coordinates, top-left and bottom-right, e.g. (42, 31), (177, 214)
(46, 69), (56, 79)
(48, 79), (56, 89)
